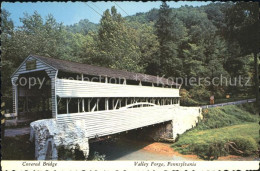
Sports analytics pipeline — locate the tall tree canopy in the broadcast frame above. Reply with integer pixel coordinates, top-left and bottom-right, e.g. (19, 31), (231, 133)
(1, 2), (258, 109)
(85, 6), (143, 72)
(224, 2), (259, 108)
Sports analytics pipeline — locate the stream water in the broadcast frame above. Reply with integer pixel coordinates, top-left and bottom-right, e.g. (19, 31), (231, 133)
(88, 138), (259, 161)
(88, 138), (196, 161)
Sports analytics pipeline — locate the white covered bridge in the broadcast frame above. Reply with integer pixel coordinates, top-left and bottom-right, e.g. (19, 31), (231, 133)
(12, 55), (202, 160)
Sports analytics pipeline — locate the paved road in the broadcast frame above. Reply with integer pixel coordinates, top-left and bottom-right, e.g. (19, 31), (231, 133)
(5, 127), (30, 137)
(201, 98), (256, 109)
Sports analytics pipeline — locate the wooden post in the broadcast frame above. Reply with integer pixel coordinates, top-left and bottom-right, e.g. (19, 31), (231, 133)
(81, 74), (85, 112)
(14, 86), (18, 116)
(112, 99), (115, 110)
(125, 98), (127, 106)
(66, 99), (69, 114)
(81, 74), (84, 81)
(97, 99), (99, 111)
(88, 99), (91, 112)
(82, 99), (85, 112)
(78, 99), (80, 112)
(119, 99), (121, 108)
(105, 98), (109, 110)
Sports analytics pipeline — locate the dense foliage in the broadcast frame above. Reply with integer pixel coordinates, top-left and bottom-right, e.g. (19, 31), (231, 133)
(1, 2), (259, 110)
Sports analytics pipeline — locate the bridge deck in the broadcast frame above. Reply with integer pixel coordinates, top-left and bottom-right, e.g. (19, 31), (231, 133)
(57, 105), (180, 139)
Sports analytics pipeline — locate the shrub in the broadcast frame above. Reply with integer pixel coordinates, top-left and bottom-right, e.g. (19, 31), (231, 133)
(172, 123), (259, 160)
(237, 103), (258, 114)
(192, 140), (227, 160)
(180, 89), (200, 106)
(192, 137), (258, 160)
(229, 137), (258, 156)
(189, 85), (211, 102)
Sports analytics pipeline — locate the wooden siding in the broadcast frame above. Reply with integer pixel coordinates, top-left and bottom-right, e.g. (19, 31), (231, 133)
(11, 56), (58, 118)
(57, 105), (179, 138)
(12, 84), (18, 114)
(12, 56), (56, 78)
(56, 79), (180, 98)
(47, 70), (58, 118)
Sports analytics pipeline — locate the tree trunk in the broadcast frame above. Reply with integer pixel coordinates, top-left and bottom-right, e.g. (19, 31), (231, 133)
(254, 52), (259, 113)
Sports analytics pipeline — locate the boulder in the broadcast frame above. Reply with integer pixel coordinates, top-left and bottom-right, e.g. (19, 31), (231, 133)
(30, 119), (89, 160)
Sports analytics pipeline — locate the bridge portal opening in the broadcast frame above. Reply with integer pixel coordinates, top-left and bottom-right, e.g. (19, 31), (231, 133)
(17, 70), (52, 120)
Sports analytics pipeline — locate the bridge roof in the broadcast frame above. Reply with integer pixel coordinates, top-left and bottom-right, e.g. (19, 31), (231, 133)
(32, 55), (180, 87)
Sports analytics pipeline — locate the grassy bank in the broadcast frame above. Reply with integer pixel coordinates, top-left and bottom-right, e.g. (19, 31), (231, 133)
(172, 104), (259, 160)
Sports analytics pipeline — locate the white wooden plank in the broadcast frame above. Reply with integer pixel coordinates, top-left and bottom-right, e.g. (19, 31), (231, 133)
(56, 79), (180, 98)
(57, 105), (179, 138)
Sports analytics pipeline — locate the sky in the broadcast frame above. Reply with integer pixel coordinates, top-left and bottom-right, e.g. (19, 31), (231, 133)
(2, 1), (211, 27)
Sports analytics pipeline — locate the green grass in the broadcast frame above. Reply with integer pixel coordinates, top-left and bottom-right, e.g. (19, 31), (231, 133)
(196, 104), (258, 130)
(172, 104), (259, 160)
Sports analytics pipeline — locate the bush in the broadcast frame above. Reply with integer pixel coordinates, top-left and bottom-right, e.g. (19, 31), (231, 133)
(237, 103), (258, 114)
(191, 137), (258, 160)
(189, 85), (211, 102)
(172, 123), (259, 160)
(193, 140), (227, 160)
(230, 137), (258, 156)
(180, 89), (200, 106)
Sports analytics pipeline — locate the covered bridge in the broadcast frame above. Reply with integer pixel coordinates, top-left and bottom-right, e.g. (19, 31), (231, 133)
(12, 55), (203, 160)
(11, 55), (181, 124)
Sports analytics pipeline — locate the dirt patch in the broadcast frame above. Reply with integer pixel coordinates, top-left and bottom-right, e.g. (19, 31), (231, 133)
(142, 142), (200, 160)
(218, 155), (258, 161)
(140, 141), (258, 161)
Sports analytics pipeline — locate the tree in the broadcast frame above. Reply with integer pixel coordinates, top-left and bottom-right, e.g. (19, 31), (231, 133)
(86, 6), (143, 72)
(155, 2), (183, 77)
(225, 2), (259, 109)
(1, 9), (15, 110)
(1, 10), (88, 109)
(66, 19), (98, 35)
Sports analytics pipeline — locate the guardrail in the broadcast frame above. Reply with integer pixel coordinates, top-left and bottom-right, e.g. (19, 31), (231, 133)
(201, 98), (256, 109)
